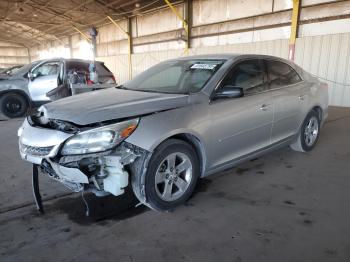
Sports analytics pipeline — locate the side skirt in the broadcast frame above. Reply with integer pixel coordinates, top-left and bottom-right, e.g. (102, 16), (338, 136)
(204, 136), (294, 177)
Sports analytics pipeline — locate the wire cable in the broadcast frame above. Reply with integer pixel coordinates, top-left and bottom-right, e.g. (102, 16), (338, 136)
(81, 189), (90, 217)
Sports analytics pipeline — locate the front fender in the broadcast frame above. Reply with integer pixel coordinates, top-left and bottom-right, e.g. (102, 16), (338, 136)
(0, 79), (29, 95)
(0, 79), (31, 104)
(125, 104), (209, 153)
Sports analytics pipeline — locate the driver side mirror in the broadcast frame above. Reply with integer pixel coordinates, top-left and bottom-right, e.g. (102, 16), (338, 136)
(214, 85), (244, 100)
(27, 72), (37, 81)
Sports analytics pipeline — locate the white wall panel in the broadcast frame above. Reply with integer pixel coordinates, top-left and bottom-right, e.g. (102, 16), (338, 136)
(295, 33), (350, 106)
(273, 0), (292, 11)
(193, 0), (274, 26)
(136, 6), (183, 36)
(300, 19), (350, 37)
(302, 0), (338, 6)
(98, 21), (128, 44)
(300, 1), (350, 21)
(192, 26), (290, 47)
(0, 44), (30, 68)
(97, 55), (129, 84)
(134, 41), (185, 53)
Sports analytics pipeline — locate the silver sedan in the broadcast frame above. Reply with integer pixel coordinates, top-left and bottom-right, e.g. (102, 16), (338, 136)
(18, 54), (328, 211)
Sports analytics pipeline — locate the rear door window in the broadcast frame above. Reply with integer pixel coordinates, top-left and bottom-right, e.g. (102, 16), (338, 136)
(266, 60), (301, 88)
(220, 59), (269, 95)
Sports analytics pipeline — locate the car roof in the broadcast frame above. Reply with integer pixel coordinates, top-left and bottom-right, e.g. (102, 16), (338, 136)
(31, 58), (104, 64)
(172, 53), (297, 67)
(174, 53), (240, 60)
(32, 54), (291, 64)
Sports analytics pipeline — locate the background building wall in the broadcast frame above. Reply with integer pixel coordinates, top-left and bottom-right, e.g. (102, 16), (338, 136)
(23, 0), (350, 106)
(0, 41), (30, 68)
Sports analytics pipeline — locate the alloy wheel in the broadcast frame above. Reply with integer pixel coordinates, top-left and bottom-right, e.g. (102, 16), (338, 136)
(154, 152), (193, 202)
(304, 116), (319, 147)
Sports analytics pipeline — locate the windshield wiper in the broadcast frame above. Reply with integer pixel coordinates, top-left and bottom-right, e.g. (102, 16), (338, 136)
(127, 89), (189, 95)
(115, 85), (128, 90)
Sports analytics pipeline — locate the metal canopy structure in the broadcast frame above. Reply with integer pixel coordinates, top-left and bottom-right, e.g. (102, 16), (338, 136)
(0, 0), (176, 47)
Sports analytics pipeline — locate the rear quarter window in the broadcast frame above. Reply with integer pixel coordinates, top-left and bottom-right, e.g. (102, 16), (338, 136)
(266, 60), (302, 88)
(95, 62), (115, 83)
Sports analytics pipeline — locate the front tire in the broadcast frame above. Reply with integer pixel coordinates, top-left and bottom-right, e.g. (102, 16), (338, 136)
(290, 110), (320, 152)
(0, 93), (28, 118)
(144, 139), (200, 211)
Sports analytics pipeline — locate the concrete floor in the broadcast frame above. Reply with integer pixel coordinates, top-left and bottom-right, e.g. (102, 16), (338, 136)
(1, 107), (350, 262)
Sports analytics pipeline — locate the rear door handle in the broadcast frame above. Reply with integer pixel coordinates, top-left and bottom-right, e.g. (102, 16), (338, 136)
(298, 95), (305, 101)
(260, 104), (270, 111)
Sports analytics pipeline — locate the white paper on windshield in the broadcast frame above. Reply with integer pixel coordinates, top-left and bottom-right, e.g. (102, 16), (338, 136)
(190, 64), (217, 70)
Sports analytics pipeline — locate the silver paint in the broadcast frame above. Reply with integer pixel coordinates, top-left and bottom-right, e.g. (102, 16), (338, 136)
(18, 54), (329, 183)
(0, 58), (114, 103)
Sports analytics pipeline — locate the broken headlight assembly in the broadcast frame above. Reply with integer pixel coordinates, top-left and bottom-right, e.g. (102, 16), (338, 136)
(60, 118), (139, 155)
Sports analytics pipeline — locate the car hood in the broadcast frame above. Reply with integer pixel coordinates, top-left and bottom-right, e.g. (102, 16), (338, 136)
(40, 88), (190, 125)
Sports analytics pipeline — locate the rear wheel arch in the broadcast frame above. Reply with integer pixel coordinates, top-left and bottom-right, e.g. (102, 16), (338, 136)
(311, 105), (323, 121)
(291, 109), (321, 152)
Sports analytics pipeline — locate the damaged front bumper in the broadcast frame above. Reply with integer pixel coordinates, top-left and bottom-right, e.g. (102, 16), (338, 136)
(18, 118), (144, 198)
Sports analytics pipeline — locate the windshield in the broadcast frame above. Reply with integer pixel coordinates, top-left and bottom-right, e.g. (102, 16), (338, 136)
(0, 65), (22, 75)
(122, 59), (225, 94)
(13, 61), (41, 77)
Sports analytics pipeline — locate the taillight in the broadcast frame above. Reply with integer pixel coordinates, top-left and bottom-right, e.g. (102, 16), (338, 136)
(111, 75), (116, 83)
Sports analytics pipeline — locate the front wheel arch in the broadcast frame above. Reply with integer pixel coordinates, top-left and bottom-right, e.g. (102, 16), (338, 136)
(166, 133), (206, 178)
(0, 90), (31, 107)
(129, 134), (205, 210)
(143, 138), (200, 211)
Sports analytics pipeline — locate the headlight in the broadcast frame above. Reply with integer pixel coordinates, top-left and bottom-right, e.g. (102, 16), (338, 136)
(61, 119), (139, 155)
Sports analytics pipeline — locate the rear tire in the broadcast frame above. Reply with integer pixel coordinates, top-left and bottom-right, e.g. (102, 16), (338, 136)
(0, 92), (28, 118)
(144, 139), (200, 211)
(290, 110), (320, 152)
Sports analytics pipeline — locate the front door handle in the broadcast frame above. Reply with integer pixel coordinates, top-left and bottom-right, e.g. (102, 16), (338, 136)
(260, 104), (270, 111)
(298, 95), (305, 101)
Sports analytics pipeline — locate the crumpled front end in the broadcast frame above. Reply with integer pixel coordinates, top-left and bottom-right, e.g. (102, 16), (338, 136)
(18, 115), (147, 198)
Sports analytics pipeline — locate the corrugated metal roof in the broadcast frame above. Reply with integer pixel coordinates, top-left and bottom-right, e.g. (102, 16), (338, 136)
(0, 0), (181, 47)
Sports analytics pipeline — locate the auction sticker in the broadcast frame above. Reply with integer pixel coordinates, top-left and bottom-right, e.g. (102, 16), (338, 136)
(190, 64), (217, 70)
